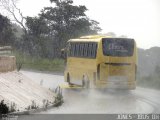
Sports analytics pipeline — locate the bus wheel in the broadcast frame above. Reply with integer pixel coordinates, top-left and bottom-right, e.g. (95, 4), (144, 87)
(82, 75), (90, 89)
(67, 73), (72, 85)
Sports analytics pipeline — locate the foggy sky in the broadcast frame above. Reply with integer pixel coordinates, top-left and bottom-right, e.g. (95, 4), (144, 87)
(16, 0), (160, 49)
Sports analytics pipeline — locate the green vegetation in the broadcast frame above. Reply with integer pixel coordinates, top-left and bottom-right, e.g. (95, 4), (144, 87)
(23, 0), (101, 58)
(0, 14), (16, 46)
(0, 100), (9, 115)
(54, 86), (64, 107)
(22, 57), (65, 72)
(7, 51), (65, 72)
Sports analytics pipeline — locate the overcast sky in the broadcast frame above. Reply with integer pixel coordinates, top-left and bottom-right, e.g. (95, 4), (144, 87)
(15, 0), (160, 49)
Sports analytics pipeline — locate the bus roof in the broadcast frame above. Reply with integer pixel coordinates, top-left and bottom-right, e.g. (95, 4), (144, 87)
(80, 35), (112, 39)
(68, 35), (134, 42)
(68, 35), (112, 42)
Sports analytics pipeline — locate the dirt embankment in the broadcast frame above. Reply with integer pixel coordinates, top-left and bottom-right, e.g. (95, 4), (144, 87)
(0, 56), (56, 112)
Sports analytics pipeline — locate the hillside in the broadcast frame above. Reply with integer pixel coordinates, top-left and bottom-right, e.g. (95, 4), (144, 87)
(137, 47), (160, 89)
(138, 47), (160, 77)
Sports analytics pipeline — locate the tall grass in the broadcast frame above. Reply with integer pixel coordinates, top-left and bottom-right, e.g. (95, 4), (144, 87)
(6, 50), (65, 72)
(23, 57), (65, 72)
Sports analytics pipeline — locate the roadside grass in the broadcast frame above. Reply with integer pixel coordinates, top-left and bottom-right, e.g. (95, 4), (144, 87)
(22, 57), (65, 72)
(7, 51), (65, 73)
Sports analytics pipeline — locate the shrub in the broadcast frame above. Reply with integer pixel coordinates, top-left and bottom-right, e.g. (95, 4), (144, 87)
(0, 100), (9, 115)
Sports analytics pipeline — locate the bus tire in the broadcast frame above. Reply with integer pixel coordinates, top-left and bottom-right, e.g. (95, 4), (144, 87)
(67, 73), (72, 85)
(82, 75), (90, 88)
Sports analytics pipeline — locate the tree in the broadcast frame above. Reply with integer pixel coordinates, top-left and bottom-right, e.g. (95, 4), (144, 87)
(0, 100), (9, 115)
(24, 16), (51, 57)
(25, 0), (101, 58)
(0, 0), (27, 33)
(0, 14), (15, 46)
(42, 0), (101, 38)
(0, 0), (29, 54)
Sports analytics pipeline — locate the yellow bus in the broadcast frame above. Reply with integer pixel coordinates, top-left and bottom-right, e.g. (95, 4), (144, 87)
(64, 35), (137, 89)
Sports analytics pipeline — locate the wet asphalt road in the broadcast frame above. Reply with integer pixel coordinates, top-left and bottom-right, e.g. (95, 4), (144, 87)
(21, 70), (160, 114)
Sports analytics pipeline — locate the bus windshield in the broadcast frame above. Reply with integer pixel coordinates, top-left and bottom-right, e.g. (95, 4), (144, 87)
(102, 38), (134, 57)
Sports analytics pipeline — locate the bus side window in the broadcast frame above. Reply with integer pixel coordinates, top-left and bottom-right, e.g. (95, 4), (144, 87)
(88, 43), (92, 58)
(90, 43), (93, 58)
(77, 43), (80, 57)
(69, 42), (97, 58)
(67, 43), (71, 56)
(92, 43), (96, 58)
(74, 44), (76, 56)
(87, 43), (90, 57)
(84, 43), (87, 57)
(80, 43), (83, 57)
(68, 44), (73, 56)
(71, 43), (75, 57)
(93, 43), (97, 58)
(83, 43), (85, 57)
(75, 44), (79, 57)
(79, 43), (81, 57)
(79, 43), (83, 57)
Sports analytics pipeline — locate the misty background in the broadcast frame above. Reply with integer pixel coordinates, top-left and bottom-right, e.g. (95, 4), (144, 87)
(0, 0), (160, 89)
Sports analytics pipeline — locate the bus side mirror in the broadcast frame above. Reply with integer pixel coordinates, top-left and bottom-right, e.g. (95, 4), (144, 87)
(61, 48), (67, 59)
